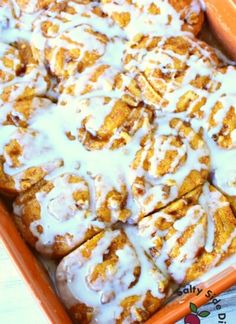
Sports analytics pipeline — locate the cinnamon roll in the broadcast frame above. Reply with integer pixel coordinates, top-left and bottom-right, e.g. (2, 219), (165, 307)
(138, 182), (236, 284)
(130, 116), (210, 216)
(0, 41), (50, 102)
(31, 1), (125, 79)
(124, 35), (221, 111)
(58, 63), (153, 151)
(0, 127), (61, 195)
(13, 171), (106, 257)
(56, 227), (169, 323)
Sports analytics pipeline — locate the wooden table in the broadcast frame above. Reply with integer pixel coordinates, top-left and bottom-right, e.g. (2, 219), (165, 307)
(0, 242), (235, 324)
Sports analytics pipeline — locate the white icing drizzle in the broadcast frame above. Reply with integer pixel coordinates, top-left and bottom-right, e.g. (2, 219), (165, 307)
(0, 63), (49, 105)
(168, 222), (205, 283)
(27, 172), (105, 255)
(138, 203), (206, 282)
(199, 183), (229, 253)
(0, 42), (21, 83)
(138, 182), (235, 283)
(130, 113), (210, 216)
(56, 227), (167, 323)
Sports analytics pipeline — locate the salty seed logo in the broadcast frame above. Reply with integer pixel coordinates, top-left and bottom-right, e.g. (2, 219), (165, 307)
(184, 302), (210, 324)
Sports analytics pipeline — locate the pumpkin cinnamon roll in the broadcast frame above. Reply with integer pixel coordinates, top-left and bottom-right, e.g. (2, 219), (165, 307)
(61, 98), (152, 150)
(0, 40), (51, 103)
(202, 66), (236, 149)
(130, 116), (210, 216)
(59, 68), (153, 150)
(13, 171), (106, 257)
(56, 227), (169, 323)
(138, 182), (236, 284)
(101, 0), (204, 39)
(123, 35), (220, 111)
(31, 0), (125, 79)
(43, 25), (110, 78)
(0, 126), (61, 195)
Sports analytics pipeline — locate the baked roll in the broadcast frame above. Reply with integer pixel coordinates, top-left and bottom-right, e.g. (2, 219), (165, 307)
(56, 227), (169, 323)
(130, 116), (210, 216)
(31, 1), (125, 79)
(123, 35), (220, 111)
(60, 96), (153, 151)
(203, 66), (236, 149)
(138, 182), (236, 284)
(43, 25), (110, 78)
(0, 126), (61, 195)
(0, 40), (51, 103)
(13, 171), (106, 257)
(101, 0), (204, 39)
(190, 66), (236, 209)
(59, 64), (153, 150)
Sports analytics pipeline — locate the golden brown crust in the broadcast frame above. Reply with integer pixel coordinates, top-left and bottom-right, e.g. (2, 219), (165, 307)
(13, 173), (108, 257)
(131, 118), (210, 216)
(124, 35), (221, 111)
(138, 183), (236, 284)
(0, 128), (61, 195)
(56, 229), (169, 323)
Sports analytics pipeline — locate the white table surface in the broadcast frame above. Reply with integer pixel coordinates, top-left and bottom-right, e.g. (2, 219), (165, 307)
(0, 241), (235, 324)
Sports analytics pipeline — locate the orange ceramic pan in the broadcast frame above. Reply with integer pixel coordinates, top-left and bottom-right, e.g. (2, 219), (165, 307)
(0, 2), (236, 324)
(204, 0), (236, 60)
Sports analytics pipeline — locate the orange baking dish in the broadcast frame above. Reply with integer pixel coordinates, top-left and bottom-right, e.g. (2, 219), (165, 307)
(1, 1), (236, 324)
(204, 0), (236, 60)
